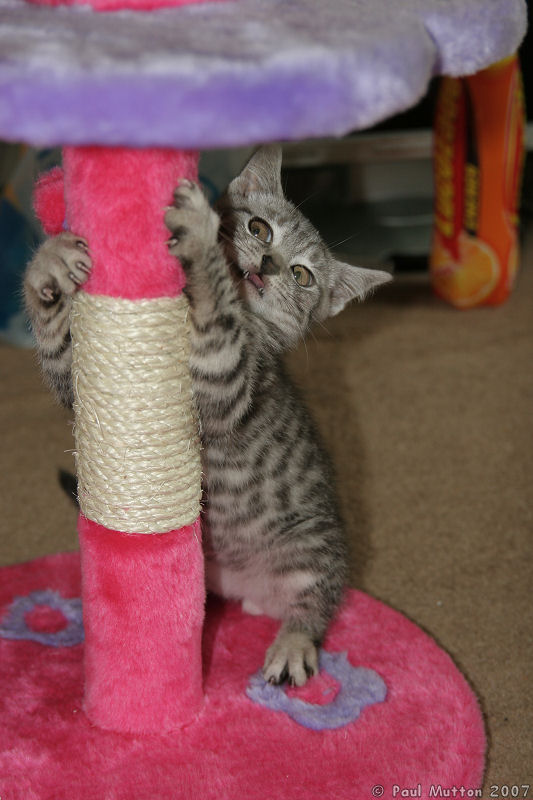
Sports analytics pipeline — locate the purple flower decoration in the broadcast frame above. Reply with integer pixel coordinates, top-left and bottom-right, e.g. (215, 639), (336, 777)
(247, 650), (386, 731)
(0, 589), (84, 647)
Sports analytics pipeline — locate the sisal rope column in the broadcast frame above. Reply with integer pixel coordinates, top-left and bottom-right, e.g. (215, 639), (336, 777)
(71, 293), (200, 534)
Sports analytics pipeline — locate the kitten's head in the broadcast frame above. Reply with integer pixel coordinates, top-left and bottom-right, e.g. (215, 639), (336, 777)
(217, 145), (391, 349)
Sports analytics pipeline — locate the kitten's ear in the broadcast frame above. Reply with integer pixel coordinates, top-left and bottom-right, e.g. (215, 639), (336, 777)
(229, 145), (283, 197)
(330, 262), (392, 316)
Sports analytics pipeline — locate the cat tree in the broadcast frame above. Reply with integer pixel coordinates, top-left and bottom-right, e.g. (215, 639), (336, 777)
(0, 0), (527, 797)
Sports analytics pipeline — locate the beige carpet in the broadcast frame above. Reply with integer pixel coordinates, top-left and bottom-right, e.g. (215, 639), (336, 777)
(1, 229), (532, 790)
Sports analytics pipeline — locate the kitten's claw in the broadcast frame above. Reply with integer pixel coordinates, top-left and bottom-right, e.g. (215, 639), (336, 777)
(172, 178), (196, 206)
(268, 665), (289, 686)
(304, 661), (317, 679)
(263, 631), (319, 688)
(165, 180), (219, 267)
(68, 271), (84, 286)
(26, 231), (93, 307)
(39, 286), (57, 303)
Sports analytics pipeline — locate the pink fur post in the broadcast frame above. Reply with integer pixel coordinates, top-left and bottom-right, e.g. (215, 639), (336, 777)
(61, 147), (194, 300)
(79, 519), (204, 732)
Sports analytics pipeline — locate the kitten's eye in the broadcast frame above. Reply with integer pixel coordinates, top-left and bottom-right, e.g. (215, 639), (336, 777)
(248, 217), (273, 243)
(291, 265), (314, 287)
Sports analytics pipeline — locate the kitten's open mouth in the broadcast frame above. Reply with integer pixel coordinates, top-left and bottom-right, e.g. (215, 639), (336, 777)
(242, 270), (265, 296)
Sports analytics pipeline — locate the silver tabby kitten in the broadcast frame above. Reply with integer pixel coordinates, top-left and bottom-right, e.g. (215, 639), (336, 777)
(24, 146), (390, 686)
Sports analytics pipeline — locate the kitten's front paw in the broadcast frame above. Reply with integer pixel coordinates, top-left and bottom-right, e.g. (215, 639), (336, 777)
(164, 180), (219, 268)
(263, 631), (319, 688)
(26, 232), (92, 305)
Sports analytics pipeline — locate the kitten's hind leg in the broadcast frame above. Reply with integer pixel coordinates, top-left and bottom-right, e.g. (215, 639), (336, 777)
(263, 625), (320, 688)
(262, 556), (345, 687)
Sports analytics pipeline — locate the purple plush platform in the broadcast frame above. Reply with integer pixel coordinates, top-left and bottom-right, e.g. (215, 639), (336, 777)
(0, 0), (527, 148)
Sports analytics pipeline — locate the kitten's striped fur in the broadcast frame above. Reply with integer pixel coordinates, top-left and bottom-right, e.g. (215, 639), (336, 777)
(24, 146), (390, 686)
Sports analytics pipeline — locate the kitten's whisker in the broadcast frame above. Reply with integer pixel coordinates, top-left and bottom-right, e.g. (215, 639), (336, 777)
(218, 229), (249, 260)
(218, 227), (235, 243)
(308, 327), (319, 346)
(327, 231), (360, 250)
(275, 294), (310, 364)
(315, 318), (332, 337)
(291, 190), (320, 212)
(300, 329), (309, 364)
(293, 317), (310, 364)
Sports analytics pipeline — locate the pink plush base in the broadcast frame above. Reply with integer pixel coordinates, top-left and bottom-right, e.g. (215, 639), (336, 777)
(0, 552), (485, 800)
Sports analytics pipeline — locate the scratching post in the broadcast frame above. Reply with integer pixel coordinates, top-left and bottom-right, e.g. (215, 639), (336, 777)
(64, 146), (205, 732)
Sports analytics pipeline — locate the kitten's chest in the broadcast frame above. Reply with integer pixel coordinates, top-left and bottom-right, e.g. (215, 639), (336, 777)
(201, 437), (268, 524)
(200, 420), (282, 548)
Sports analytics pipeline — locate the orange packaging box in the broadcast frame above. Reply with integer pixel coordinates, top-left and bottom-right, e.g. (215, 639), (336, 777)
(430, 56), (525, 308)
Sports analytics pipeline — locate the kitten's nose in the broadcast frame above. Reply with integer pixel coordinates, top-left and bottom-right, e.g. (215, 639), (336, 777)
(261, 254), (279, 275)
